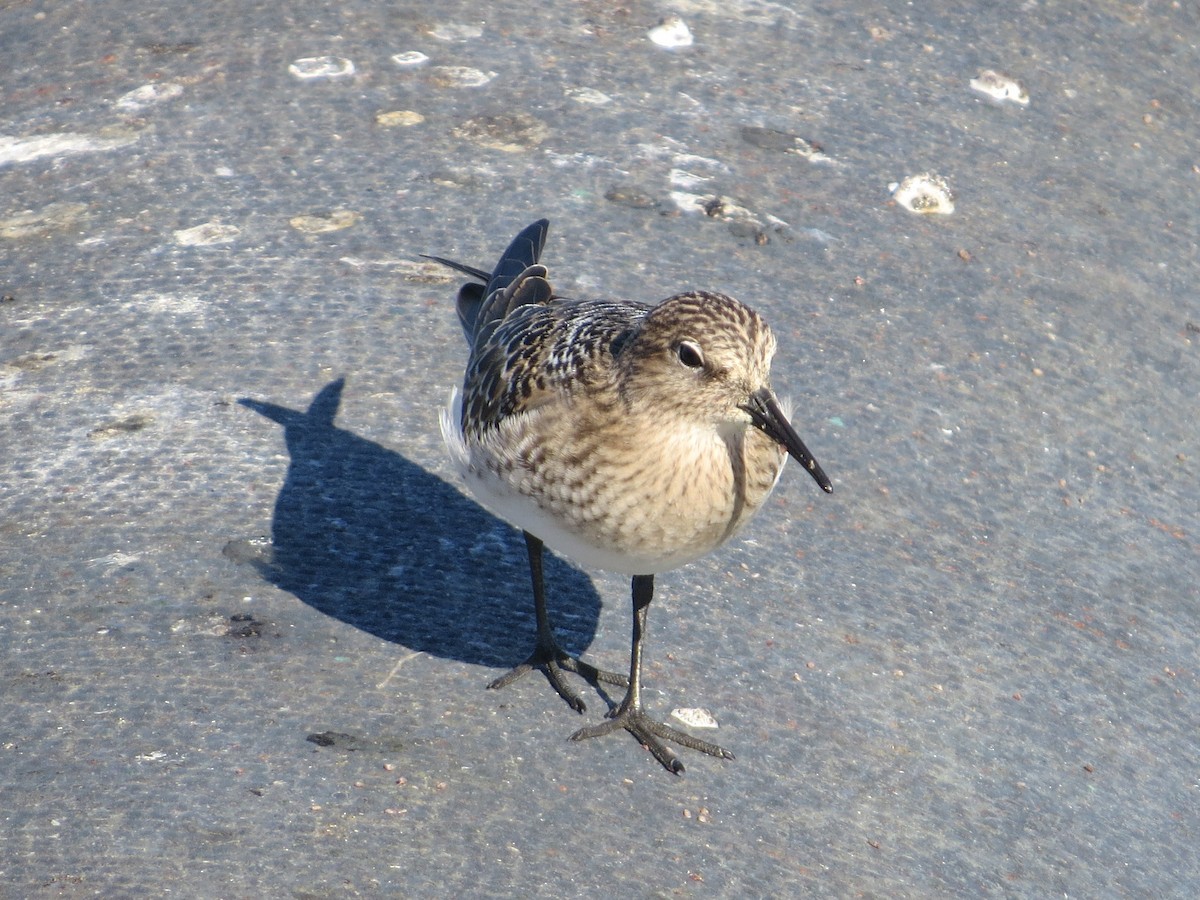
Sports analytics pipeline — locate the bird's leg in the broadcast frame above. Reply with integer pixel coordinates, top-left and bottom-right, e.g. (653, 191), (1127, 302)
(488, 532), (628, 713)
(569, 574), (734, 774)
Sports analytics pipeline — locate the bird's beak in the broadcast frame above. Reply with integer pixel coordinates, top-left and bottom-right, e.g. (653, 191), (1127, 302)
(741, 388), (833, 493)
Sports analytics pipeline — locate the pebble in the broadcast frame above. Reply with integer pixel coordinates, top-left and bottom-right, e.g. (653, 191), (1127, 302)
(452, 113), (547, 152)
(0, 129), (140, 166)
(649, 17), (693, 48)
(671, 708), (719, 729)
(566, 87), (612, 105)
(0, 201), (88, 239)
(429, 66), (495, 88)
(116, 82), (184, 112)
(970, 69), (1029, 105)
(391, 51), (429, 67)
(428, 23), (483, 41)
(174, 222), (240, 246)
(375, 110), (425, 127)
(288, 210), (360, 234)
(891, 173), (955, 215)
(288, 57), (355, 81)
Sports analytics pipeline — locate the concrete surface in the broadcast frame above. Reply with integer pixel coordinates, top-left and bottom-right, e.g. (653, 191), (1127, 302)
(2, 0), (1198, 896)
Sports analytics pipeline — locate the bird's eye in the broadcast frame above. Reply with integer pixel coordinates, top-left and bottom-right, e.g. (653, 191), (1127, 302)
(676, 340), (705, 369)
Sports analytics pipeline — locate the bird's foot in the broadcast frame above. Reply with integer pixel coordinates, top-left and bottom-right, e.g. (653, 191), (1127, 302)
(488, 640), (628, 713)
(569, 704), (734, 774)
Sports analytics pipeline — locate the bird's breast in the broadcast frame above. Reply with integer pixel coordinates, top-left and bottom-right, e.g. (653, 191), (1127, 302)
(458, 405), (787, 574)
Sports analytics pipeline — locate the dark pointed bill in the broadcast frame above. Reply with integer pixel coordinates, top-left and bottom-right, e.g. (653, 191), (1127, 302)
(741, 388), (833, 493)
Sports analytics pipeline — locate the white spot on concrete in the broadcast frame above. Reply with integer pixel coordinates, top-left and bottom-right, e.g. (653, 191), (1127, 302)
(891, 173), (955, 215)
(116, 82), (184, 111)
(566, 87), (612, 105)
(970, 69), (1029, 105)
(428, 23), (483, 41)
(174, 222), (240, 245)
(669, 168), (713, 190)
(391, 51), (429, 67)
(375, 110), (425, 127)
(649, 17), (693, 48)
(0, 202), (88, 239)
(288, 210), (360, 233)
(0, 129), (140, 167)
(430, 66), (495, 88)
(671, 708), (719, 729)
(288, 56), (356, 81)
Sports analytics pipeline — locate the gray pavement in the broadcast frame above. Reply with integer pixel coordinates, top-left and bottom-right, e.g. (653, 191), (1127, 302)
(2, 0), (1198, 896)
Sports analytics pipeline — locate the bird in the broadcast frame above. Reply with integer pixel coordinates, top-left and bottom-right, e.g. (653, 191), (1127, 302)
(425, 219), (832, 773)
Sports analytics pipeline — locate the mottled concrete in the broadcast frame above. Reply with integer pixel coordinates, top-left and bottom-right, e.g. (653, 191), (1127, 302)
(2, 0), (1198, 895)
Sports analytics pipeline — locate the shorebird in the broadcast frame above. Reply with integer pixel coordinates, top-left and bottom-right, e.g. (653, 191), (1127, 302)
(427, 219), (832, 772)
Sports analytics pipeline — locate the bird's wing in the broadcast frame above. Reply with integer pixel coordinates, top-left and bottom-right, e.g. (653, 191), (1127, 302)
(423, 219), (550, 343)
(461, 296), (651, 437)
(426, 219), (648, 437)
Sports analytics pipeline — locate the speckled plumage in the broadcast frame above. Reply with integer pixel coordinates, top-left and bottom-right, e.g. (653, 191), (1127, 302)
(428, 219), (832, 773)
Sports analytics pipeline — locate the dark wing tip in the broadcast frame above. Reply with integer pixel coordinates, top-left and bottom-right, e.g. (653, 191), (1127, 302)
(486, 219), (551, 298)
(423, 220), (552, 339)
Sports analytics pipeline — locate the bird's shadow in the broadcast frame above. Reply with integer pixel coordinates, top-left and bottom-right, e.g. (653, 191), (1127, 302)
(237, 378), (604, 669)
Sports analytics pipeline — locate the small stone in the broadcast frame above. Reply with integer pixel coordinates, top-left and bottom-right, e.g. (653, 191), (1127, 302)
(375, 110), (425, 127)
(429, 23), (483, 41)
(288, 210), (361, 234)
(391, 51), (429, 67)
(670, 708), (719, 729)
(970, 69), (1029, 106)
(453, 113), (548, 152)
(289, 56), (355, 81)
(891, 173), (955, 215)
(174, 222), (240, 245)
(116, 82), (184, 111)
(649, 17), (693, 48)
(429, 66), (495, 88)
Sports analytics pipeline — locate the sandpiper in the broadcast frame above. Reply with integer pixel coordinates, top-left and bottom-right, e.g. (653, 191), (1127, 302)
(427, 219), (832, 773)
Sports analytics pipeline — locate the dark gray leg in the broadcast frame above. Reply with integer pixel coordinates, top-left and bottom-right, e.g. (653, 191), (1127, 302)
(488, 532), (627, 713)
(569, 574), (734, 773)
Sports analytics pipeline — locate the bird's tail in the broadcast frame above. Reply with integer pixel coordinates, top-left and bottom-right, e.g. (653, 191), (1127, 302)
(423, 219), (551, 343)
